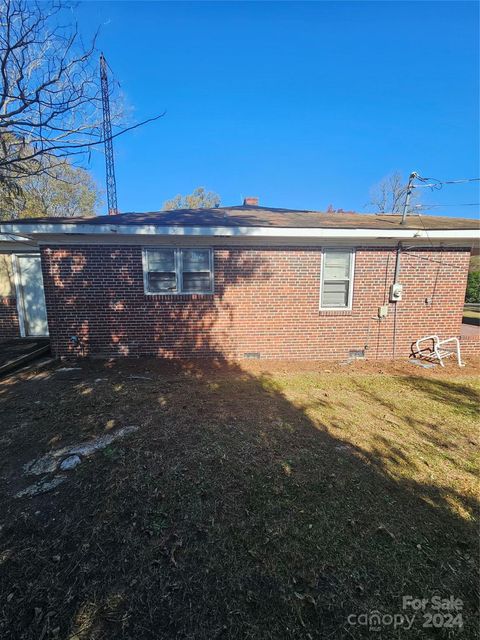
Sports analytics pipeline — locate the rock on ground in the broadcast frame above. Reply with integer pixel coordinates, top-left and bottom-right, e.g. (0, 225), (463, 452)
(15, 476), (66, 498)
(23, 426), (138, 476)
(59, 455), (81, 471)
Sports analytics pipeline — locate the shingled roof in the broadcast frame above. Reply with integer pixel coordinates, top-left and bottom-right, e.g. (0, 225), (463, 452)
(5, 205), (479, 230)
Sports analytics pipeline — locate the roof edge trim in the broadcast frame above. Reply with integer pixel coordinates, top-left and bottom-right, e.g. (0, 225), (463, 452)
(0, 222), (478, 240)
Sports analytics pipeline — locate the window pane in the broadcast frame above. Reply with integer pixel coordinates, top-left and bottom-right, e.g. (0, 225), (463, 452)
(182, 272), (212, 293)
(148, 249), (175, 272)
(182, 249), (210, 271)
(148, 272), (177, 293)
(322, 281), (349, 307)
(324, 251), (350, 280)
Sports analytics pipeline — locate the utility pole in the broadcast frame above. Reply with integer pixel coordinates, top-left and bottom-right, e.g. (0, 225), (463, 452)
(100, 53), (118, 216)
(401, 171), (418, 224)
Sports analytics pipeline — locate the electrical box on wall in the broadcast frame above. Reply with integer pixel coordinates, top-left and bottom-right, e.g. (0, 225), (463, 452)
(378, 305), (389, 318)
(389, 283), (403, 302)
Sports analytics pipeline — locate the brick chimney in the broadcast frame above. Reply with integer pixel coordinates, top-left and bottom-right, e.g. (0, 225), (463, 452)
(243, 196), (259, 206)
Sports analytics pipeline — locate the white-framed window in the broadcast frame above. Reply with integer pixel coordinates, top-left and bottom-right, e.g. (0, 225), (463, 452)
(142, 248), (214, 295)
(320, 248), (355, 310)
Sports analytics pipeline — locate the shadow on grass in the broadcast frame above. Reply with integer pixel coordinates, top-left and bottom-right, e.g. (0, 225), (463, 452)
(401, 375), (478, 412)
(0, 357), (478, 640)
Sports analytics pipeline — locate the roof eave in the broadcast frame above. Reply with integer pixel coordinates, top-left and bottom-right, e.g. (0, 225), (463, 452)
(0, 222), (478, 242)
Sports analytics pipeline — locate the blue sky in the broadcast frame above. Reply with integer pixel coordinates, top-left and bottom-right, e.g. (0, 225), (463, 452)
(74, 1), (479, 217)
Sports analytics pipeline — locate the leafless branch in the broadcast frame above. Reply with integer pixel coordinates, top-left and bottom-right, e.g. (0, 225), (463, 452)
(0, 0), (164, 182)
(367, 172), (422, 214)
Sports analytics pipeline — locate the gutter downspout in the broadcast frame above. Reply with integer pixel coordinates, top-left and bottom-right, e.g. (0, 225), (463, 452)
(393, 242), (402, 284)
(392, 243), (402, 359)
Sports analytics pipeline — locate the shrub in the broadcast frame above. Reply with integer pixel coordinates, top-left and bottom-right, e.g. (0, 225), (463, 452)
(466, 271), (480, 303)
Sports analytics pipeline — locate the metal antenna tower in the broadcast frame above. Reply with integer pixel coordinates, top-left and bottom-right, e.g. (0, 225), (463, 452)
(100, 53), (118, 215)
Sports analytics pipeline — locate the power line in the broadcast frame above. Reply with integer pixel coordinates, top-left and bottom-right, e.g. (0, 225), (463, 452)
(443, 178), (480, 184)
(413, 203), (480, 208)
(401, 171), (480, 223)
(412, 176), (480, 189)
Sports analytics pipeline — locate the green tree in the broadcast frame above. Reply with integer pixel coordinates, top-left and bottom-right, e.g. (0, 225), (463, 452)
(469, 254), (480, 272)
(466, 272), (480, 303)
(163, 187), (221, 211)
(0, 158), (102, 220)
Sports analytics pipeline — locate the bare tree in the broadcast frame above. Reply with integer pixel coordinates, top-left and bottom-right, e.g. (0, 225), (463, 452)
(368, 172), (421, 214)
(0, 0), (163, 183)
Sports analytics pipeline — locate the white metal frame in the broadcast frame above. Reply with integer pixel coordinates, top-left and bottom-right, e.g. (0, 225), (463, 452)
(319, 248), (356, 311)
(415, 335), (464, 367)
(11, 253), (26, 337)
(11, 252), (49, 338)
(142, 247), (214, 296)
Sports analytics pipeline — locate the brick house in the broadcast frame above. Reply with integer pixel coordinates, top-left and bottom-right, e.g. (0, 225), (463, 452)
(1, 201), (479, 360)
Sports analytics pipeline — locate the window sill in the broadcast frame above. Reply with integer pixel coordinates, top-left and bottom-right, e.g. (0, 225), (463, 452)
(145, 292), (214, 301)
(319, 309), (353, 316)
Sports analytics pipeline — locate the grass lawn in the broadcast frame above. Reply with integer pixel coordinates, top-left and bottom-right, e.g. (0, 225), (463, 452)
(0, 357), (478, 639)
(463, 309), (480, 324)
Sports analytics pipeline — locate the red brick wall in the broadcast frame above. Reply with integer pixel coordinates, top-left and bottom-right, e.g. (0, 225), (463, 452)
(460, 332), (480, 358)
(40, 244), (472, 360)
(0, 297), (20, 341)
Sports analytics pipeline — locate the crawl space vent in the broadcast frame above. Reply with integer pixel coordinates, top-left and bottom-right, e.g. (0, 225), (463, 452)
(349, 349), (365, 360)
